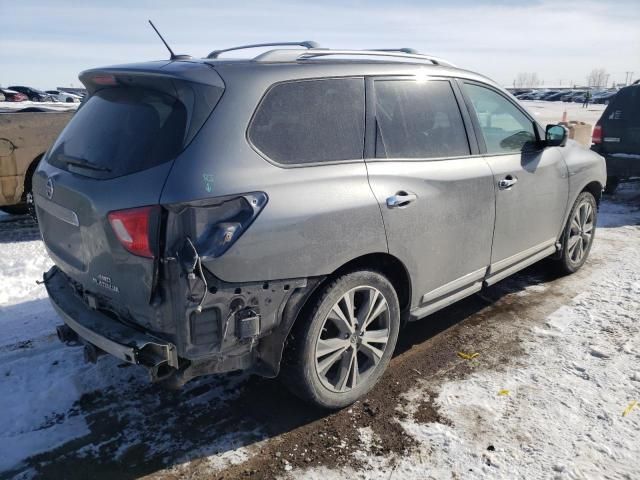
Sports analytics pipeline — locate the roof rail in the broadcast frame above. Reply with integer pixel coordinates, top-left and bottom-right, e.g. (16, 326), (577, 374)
(253, 48), (455, 67)
(206, 41), (319, 59)
(370, 48), (420, 54)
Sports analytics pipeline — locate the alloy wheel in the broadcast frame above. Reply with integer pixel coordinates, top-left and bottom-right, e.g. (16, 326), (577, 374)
(568, 199), (594, 264)
(314, 286), (390, 393)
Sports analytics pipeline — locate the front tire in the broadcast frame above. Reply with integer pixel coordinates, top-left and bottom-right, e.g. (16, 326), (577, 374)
(556, 191), (597, 274)
(281, 270), (400, 409)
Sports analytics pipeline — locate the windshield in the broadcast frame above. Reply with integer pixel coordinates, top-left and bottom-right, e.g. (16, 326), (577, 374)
(48, 87), (187, 179)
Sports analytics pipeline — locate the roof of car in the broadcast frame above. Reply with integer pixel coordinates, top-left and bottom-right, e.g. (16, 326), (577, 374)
(204, 56), (499, 90)
(196, 44), (498, 85)
(81, 46), (502, 93)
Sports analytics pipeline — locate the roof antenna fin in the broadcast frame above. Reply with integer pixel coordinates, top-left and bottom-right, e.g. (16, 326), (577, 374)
(148, 20), (190, 60)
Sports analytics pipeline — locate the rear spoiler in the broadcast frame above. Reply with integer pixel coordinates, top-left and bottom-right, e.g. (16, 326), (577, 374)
(79, 61), (224, 94)
(79, 61), (225, 146)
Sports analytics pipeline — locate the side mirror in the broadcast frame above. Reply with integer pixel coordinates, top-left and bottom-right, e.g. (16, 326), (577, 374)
(545, 124), (568, 147)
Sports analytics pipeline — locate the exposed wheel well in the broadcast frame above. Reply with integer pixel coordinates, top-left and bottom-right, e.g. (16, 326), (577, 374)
(268, 252), (412, 378)
(288, 252), (412, 333)
(582, 181), (603, 206)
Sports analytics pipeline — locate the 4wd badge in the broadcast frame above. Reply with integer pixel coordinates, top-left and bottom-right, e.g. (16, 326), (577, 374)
(92, 274), (119, 293)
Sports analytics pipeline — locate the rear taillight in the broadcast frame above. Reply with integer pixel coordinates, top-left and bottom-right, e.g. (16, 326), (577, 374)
(108, 206), (159, 258)
(176, 192), (268, 259)
(592, 124), (602, 144)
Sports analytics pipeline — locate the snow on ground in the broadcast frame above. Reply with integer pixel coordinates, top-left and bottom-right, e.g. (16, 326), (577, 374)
(1, 186), (638, 479)
(521, 100), (605, 126)
(0, 213), (257, 477)
(0, 101), (79, 112)
(289, 185), (640, 480)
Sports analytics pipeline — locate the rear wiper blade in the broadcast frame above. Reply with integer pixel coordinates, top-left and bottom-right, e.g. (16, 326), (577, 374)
(57, 154), (111, 172)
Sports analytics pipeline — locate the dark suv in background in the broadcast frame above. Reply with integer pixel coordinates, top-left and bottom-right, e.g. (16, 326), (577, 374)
(592, 82), (640, 193)
(36, 42), (605, 408)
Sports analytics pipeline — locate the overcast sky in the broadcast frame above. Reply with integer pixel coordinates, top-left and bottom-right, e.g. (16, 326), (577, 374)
(1, 0), (639, 90)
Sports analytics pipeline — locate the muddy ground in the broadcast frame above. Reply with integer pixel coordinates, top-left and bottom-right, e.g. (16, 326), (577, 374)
(2, 187), (638, 480)
(6, 258), (590, 480)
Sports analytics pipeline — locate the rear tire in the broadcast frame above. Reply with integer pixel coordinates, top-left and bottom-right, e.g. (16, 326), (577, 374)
(555, 191), (597, 274)
(280, 270), (400, 409)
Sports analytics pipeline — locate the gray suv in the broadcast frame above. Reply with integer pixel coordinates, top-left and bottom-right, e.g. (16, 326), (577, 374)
(35, 43), (606, 408)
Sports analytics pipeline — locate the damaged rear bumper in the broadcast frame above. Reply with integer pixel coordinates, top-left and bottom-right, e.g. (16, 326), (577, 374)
(45, 266), (179, 375)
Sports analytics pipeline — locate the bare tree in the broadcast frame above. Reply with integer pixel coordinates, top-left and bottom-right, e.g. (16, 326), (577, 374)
(587, 68), (608, 88)
(514, 72), (541, 88)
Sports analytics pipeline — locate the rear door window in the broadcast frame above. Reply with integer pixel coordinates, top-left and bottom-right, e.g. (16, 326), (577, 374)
(48, 87), (188, 179)
(373, 79), (470, 159)
(463, 83), (536, 154)
(248, 78), (365, 165)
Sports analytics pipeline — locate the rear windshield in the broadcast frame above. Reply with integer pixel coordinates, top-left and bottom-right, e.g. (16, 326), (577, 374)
(605, 87), (640, 126)
(48, 87), (187, 179)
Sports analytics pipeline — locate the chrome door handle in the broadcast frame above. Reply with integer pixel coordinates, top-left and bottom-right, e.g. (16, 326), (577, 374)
(498, 175), (518, 190)
(386, 191), (417, 208)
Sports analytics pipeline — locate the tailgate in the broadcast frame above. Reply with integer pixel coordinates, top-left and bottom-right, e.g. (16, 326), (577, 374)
(600, 87), (640, 155)
(33, 62), (224, 329)
(34, 161), (172, 324)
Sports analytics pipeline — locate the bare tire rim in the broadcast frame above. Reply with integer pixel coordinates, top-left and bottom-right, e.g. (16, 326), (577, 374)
(568, 199), (594, 264)
(314, 286), (390, 393)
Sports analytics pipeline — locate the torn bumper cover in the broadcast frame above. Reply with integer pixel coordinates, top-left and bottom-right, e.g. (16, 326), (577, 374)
(44, 266), (179, 373)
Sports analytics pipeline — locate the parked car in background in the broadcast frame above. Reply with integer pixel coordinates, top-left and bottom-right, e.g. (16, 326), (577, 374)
(7, 86), (53, 102)
(510, 89), (533, 97)
(516, 91), (539, 100)
(37, 43), (606, 409)
(592, 90), (617, 104)
(572, 92), (588, 103)
(538, 90), (562, 100)
(573, 90), (604, 103)
(46, 90), (82, 103)
(592, 83), (640, 193)
(1, 88), (28, 102)
(0, 109), (74, 214)
(562, 91), (586, 102)
(544, 92), (566, 101)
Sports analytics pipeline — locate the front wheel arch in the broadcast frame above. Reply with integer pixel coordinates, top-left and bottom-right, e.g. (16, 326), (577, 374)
(554, 190), (598, 274)
(582, 180), (603, 206)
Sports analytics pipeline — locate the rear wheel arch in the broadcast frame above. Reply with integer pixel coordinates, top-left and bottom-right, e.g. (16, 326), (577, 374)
(328, 253), (412, 314)
(257, 252), (412, 378)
